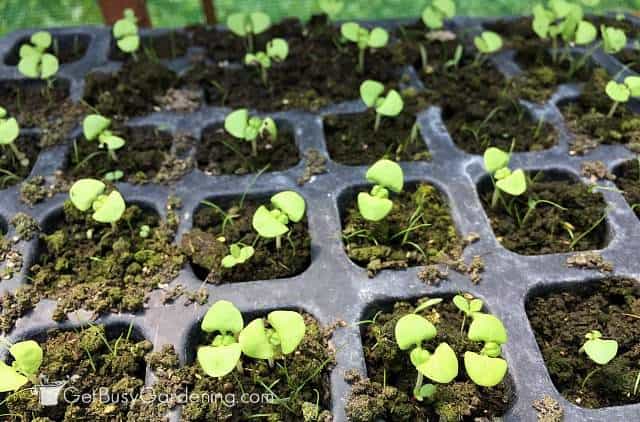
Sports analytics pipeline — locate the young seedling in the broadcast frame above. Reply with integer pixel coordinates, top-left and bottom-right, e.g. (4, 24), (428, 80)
(221, 243), (255, 268)
(252, 191), (306, 250)
(227, 12), (271, 53)
(139, 224), (151, 238)
(357, 159), (404, 222)
(579, 329), (618, 389)
(245, 38), (289, 86)
(421, 0), (456, 30)
(318, 0), (344, 20)
(0, 107), (29, 167)
(452, 294), (483, 334)
(483, 146), (527, 209)
(605, 76), (640, 117)
(464, 312), (509, 387)
(395, 312), (458, 401)
(224, 109), (277, 157)
(113, 8), (140, 56)
(69, 178), (126, 225)
(17, 31), (59, 82)
(473, 31), (503, 66)
(341, 22), (389, 74)
(0, 339), (43, 392)
(601, 25), (627, 54)
(360, 80), (404, 132)
(83, 114), (126, 161)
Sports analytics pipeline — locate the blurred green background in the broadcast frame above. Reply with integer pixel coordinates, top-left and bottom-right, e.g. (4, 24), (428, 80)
(1, 0), (638, 35)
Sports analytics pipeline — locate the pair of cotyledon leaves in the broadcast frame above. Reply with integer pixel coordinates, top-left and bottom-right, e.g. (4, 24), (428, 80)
(69, 179), (126, 224)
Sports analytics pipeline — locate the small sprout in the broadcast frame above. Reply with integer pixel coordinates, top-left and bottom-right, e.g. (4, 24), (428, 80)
(113, 8), (140, 55)
(579, 330), (618, 389)
(473, 31), (503, 65)
(69, 178), (126, 224)
(357, 159), (404, 222)
(17, 31), (59, 80)
(139, 224), (151, 238)
(414, 297), (443, 313)
(452, 294), (483, 333)
(422, 0), (456, 30)
(395, 313), (458, 401)
(245, 38), (289, 86)
(227, 12), (271, 52)
(239, 310), (306, 366)
(483, 146), (527, 209)
(0, 107), (29, 167)
(574, 20), (597, 45)
(464, 312), (508, 387)
(601, 25), (627, 54)
(318, 0), (344, 20)
(221, 243), (255, 268)
(252, 191), (306, 249)
(83, 114), (126, 161)
(224, 109), (277, 157)
(198, 300), (244, 378)
(605, 76), (640, 117)
(360, 80), (404, 132)
(0, 339), (43, 392)
(105, 170), (124, 182)
(341, 22), (389, 74)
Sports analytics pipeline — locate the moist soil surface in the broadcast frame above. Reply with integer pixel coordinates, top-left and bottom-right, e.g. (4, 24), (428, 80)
(614, 159), (640, 219)
(560, 68), (640, 155)
(196, 125), (300, 175)
(346, 298), (512, 421)
(28, 200), (184, 321)
(1, 324), (163, 421)
(342, 183), (461, 276)
(146, 313), (334, 421)
(613, 49), (640, 73)
(0, 80), (74, 130)
(0, 134), (40, 189)
(480, 171), (608, 255)
(182, 198), (311, 283)
(526, 277), (640, 408)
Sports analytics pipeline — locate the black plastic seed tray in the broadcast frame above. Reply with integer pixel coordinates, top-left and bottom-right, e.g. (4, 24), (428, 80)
(1, 15), (640, 421)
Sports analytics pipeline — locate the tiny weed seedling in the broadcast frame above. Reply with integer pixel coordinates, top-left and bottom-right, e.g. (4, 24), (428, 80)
(197, 300), (306, 377)
(245, 38), (289, 86)
(452, 294), (483, 334)
(483, 146), (527, 210)
(360, 80), (404, 132)
(579, 329), (618, 389)
(0, 107), (29, 167)
(17, 31), (59, 82)
(464, 311), (509, 387)
(69, 178), (126, 224)
(473, 31), (503, 66)
(318, 0), (344, 20)
(221, 243), (255, 268)
(227, 12), (271, 53)
(357, 159), (404, 222)
(0, 339), (43, 392)
(341, 22), (389, 74)
(113, 8), (140, 56)
(605, 76), (640, 117)
(224, 109), (277, 157)
(252, 191), (306, 250)
(395, 311), (458, 401)
(422, 0), (456, 30)
(83, 114), (126, 161)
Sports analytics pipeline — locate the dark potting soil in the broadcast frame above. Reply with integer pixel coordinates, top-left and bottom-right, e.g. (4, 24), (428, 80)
(0, 133), (40, 189)
(613, 49), (640, 73)
(109, 31), (190, 61)
(28, 201), (184, 321)
(147, 313), (334, 421)
(480, 171), (608, 255)
(341, 183), (461, 276)
(614, 159), (640, 219)
(65, 125), (177, 183)
(526, 277), (640, 408)
(0, 80), (73, 129)
(182, 198), (311, 283)
(1, 324), (163, 421)
(346, 298), (512, 421)
(560, 68), (640, 155)
(196, 124), (300, 175)
(4, 33), (91, 66)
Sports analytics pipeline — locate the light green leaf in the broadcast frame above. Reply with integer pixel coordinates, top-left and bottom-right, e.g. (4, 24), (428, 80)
(368, 28), (389, 48)
(83, 114), (111, 141)
(239, 246), (254, 262)
(239, 318), (274, 360)
(495, 169), (527, 196)
(259, 117), (277, 141)
(360, 80), (385, 108)
(414, 298), (443, 313)
(271, 191), (306, 223)
(221, 255), (238, 268)
(197, 344), (242, 378)
(117, 35), (140, 53)
(227, 13), (248, 36)
(10, 340), (43, 376)
(606, 80), (631, 103)
(417, 343), (459, 383)
(19, 44), (39, 59)
(474, 31), (503, 54)
(470, 299), (483, 313)
(366, 159), (404, 192)
(410, 347), (431, 367)
(318, 0), (344, 17)
(40, 53), (59, 79)
(252, 205), (289, 238)
(357, 192), (393, 222)
(601, 25), (627, 54)
(483, 147), (510, 174)
(99, 134), (126, 151)
(0, 361), (28, 392)
(434, 0), (456, 18)
(266, 38), (288, 61)
(582, 338), (618, 365)
(92, 191), (126, 223)
(225, 109), (249, 139)
(532, 5), (552, 39)
(453, 295), (470, 313)
(69, 179), (106, 211)
(468, 313), (508, 345)
(575, 21), (597, 45)
(249, 12), (271, 35)
(113, 19), (137, 38)
(422, 7), (443, 30)
(268, 310), (306, 354)
(18, 55), (40, 78)
(202, 300), (244, 334)
(341, 22), (360, 42)
(31, 31), (52, 50)
(464, 352), (508, 387)
(0, 117), (20, 145)
(395, 314), (437, 350)
(625, 76), (640, 97)
(376, 90), (404, 117)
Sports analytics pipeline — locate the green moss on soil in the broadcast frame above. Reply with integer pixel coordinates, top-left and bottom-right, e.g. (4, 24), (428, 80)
(526, 278), (640, 408)
(346, 298), (511, 421)
(614, 159), (640, 219)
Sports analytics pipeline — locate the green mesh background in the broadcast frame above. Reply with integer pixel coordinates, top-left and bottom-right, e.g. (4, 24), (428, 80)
(1, 0), (638, 35)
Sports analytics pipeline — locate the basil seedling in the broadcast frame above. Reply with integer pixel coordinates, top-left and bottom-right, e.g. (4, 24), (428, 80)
(221, 243), (255, 268)
(360, 80), (404, 132)
(422, 0), (456, 30)
(340, 22), (389, 74)
(0, 339), (43, 393)
(357, 159), (404, 222)
(83, 114), (126, 161)
(483, 146), (527, 209)
(245, 38), (289, 86)
(473, 31), (503, 66)
(395, 312), (458, 401)
(464, 312), (509, 387)
(224, 109), (277, 157)
(453, 293), (483, 334)
(113, 8), (140, 55)
(252, 191), (306, 250)
(605, 76), (640, 117)
(0, 107), (29, 167)
(601, 25), (627, 54)
(69, 178), (126, 224)
(579, 329), (618, 389)
(17, 31), (59, 81)
(227, 12), (271, 53)
(318, 0), (344, 20)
